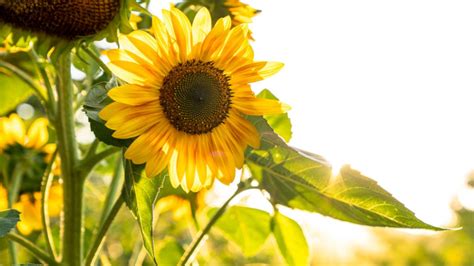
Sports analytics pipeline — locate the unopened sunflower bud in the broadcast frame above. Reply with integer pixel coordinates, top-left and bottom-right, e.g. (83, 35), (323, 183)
(0, 0), (120, 39)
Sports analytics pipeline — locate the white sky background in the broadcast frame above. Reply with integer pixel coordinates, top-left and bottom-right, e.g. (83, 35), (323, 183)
(148, 0), (474, 259)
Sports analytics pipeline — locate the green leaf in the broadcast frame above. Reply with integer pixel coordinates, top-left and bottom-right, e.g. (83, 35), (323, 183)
(0, 52), (37, 115)
(257, 89), (292, 142)
(72, 45), (100, 80)
(83, 78), (133, 147)
(0, 209), (20, 237)
(123, 158), (165, 264)
(156, 238), (184, 266)
(210, 206), (271, 257)
(246, 117), (443, 230)
(272, 212), (309, 266)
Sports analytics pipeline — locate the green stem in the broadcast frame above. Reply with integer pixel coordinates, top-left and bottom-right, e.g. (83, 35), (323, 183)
(84, 195), (124, 265)
(178, 186), (256, 266)
(55, 52), (82, 265)
(29, 49), (56, 118)
(8, 239), (17, 265)
(0, 59), (47, 103)
(7, 163), (23, 262)
(40, 149), (59, 259)
(78, 147), (121, 181)
(7, 232), (58, 265)
(7, 164), (23, 208)
(81, 44), (112, 77)
(99, 155), (123, 225)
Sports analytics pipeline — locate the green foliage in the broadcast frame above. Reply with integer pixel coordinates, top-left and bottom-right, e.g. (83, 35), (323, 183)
(257, 89), (292, 142)
(156, 238), (184, 265)
(272, 211), (309, 266)
(211, 206), (272, 257)
(0, 53), (36, 115)
(0, 209), (20, 237)
(246, 116), (442, 230)
(123, 159), (165, 264)
(83, 78), (133, 147)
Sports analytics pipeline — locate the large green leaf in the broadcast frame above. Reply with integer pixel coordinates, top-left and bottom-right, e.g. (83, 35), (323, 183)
(0, 209), (20, 237)
(123, 158), (165, 264)
(246, 117), (443, 230)
(0, 52), (37, 115)
(83, 78), (133, 147)
(272, 211), (309, 266)
(210, 206), (271, 257)
(257, 89), (292, 142)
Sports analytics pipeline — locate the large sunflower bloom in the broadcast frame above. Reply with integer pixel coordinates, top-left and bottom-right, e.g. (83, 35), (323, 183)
(100, 7), (288, 192)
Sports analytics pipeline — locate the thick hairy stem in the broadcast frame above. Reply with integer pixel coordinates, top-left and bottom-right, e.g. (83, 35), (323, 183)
(55, 52), (83, 265)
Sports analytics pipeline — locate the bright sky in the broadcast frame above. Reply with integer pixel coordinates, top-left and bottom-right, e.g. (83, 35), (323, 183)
(148, 0), (474, 260)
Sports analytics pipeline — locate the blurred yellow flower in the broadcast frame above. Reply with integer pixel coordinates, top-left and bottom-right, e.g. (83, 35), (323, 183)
(224, 0), (260, 27)
(156, 189), (207, 220)
(100, 7), (288, 192)
(0, 114), (60, 175)
(0, 183), (62, 235)
(0, 114), (49, 152)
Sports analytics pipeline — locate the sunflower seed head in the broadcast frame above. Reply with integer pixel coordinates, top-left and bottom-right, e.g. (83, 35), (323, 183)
(0, 0), (120, 39)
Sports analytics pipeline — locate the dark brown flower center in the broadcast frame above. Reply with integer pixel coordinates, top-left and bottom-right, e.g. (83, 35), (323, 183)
(160, 60), (232, 135)
(0, 0), (120, 39)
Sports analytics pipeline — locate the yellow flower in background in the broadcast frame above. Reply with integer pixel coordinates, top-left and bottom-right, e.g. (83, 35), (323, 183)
(0, 184), (7, 210)
(0, 114), (48, 152)
(0, 183), (62, 235)
(0, 114), (60, 174)
(224, 0), (260, 27)
(100, 7), (289, 192)
(156, 189), (207, 220)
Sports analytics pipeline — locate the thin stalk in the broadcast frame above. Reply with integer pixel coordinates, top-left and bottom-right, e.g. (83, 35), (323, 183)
(7, 163), (23, 262)
(29, 49), (56, 118)
(84, 195), (124, 265)
(55, 52), (82, 265)
(40, 149), (59, 259)
(81, 44), (112, 77)
(7, 232), (58, 265)
(7, 164), (23, 208)
(0, 59), (47, 103)
(8, 240), (17, 265)
(78, 147), (121, 181)
(99, 155), (123, 225)
(84, 138), (100, 161)
(178, 186), (256, 266)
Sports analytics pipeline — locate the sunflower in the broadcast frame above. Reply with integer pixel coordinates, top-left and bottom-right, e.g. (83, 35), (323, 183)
(100, 7), (289, 192)
(0, 183), (62, 235)
(223, 0), (260, 27)
(0, 114), (60, 176)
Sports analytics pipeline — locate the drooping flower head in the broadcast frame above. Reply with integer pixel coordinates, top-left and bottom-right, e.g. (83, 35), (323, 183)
(100, 7), (289, 192)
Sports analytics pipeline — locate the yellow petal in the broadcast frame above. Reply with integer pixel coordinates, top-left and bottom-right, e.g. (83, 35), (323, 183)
(108, 61), (159, 86)
(108, 84), (160, 106)
(25, 117), (48, 149)
(233, 97), (290, 115)
(170, 7), (193, 62)
(192, 7), (211, 45)
(7, 114), (26, 145)
(99, 102), (128, 121)
(231, 61), (284, 85)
